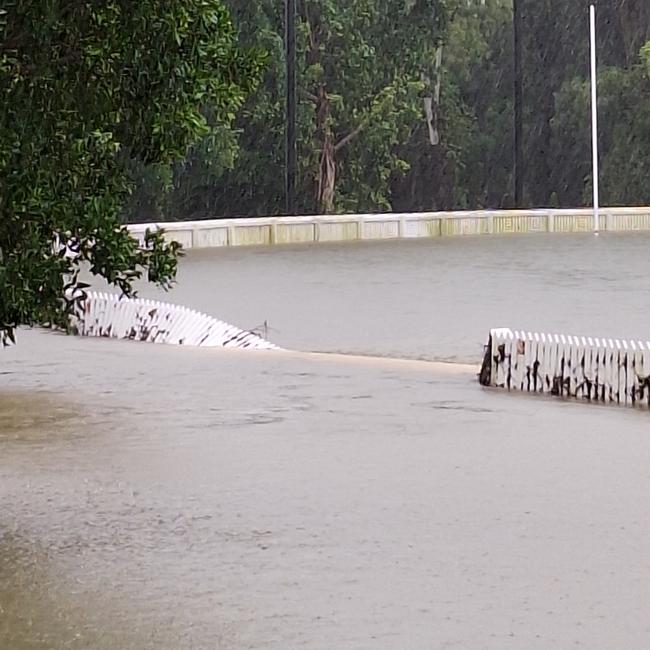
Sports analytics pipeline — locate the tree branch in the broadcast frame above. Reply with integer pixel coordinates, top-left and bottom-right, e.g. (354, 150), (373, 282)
(334, 123), (364, 152)
(301, 89), (319, 103)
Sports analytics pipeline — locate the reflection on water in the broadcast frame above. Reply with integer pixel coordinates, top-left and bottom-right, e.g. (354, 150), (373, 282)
(3, 236), (650, 649)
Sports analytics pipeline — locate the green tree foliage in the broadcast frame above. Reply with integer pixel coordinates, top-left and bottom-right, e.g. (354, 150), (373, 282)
(184, 0), (287, 218)
(520, 0), (650, 207)
(552, 42), (650, 206)
(0, 0), (263, 344)
(130, 0), (458, 218)
(227, 0), (457, 215)
(393, 0), (514, 211)
(295, 0), (447, 214)
(125, 0), (650, 220)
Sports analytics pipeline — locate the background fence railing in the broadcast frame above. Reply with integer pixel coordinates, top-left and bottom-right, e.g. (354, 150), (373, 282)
(127, 207), (650, 249)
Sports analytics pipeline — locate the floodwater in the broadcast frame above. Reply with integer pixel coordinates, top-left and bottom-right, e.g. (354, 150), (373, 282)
(141, 232), (650, 363)
(2, 233), (650, 649)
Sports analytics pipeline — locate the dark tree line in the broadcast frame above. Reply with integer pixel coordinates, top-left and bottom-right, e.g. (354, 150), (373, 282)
(123, 0), (650, 222)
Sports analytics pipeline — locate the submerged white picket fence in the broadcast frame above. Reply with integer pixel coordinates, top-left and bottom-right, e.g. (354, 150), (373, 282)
(68, 293), (650, 410)
(71, 291), (280, 351)
(479, 328), (650, 408)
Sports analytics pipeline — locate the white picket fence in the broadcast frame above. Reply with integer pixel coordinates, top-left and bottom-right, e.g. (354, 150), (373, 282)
(479, 328), (650, 408)
(71, 291), (281, 351)
(68, 294), (650, 409)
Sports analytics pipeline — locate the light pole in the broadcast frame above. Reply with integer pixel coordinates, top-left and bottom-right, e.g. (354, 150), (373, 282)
(513, 0), (524, 206)
(285, 0), (297, 216)
(590, 4), (600, 234)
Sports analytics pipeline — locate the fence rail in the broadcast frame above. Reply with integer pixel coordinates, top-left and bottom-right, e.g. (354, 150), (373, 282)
(479, 328), (650, 409)
(127, 207), (650, 249)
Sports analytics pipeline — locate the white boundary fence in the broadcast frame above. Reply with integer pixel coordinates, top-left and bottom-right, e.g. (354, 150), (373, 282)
(127, 207), (650, 249)
(68, 294), (650, 410)
(71, 292), (280, 351)
(479, 328), (650, 409)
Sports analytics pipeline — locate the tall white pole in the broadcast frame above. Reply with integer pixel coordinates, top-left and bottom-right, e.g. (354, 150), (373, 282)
(590, 4), (600, 234)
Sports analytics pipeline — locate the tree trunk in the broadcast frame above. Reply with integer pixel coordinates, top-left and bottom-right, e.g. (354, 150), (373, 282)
(318, 133), (336, 213)
(423, 46), (443, 146)
(303, 3), (337, 214)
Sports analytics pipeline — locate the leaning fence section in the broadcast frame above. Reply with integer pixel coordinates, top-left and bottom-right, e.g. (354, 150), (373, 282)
(479, 328), (650, 408)
(70, 291), (281, 351)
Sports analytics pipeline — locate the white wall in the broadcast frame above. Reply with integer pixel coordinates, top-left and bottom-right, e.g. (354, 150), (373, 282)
(127, 207), (650, 249)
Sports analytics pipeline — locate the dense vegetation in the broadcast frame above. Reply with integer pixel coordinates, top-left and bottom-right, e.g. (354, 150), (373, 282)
(124, 0), (650, 221)
(0, 0), (263, 343)
(1, 0), (649, 341)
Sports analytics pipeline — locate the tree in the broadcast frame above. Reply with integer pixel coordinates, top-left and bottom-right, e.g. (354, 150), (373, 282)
(519, 0), (650, 207)
(393, 0), (514, 212)
(196, 0), (458, 217)
(0, 0), (263, 344)
(552, 41), (650, 206)
(120, 0), (650, 220)
(296, 0), (444, 214)
(122, 0), (520, 218)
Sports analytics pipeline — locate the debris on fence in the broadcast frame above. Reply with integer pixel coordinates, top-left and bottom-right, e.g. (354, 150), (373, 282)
(480, 328), (650, 408)
(70, 292), (281, 351)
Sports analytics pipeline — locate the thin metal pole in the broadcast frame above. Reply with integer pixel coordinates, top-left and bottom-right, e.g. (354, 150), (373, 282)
(590, 4), (600, 234)
(513, 0), (524, 206)
(285, 0), (297, 216)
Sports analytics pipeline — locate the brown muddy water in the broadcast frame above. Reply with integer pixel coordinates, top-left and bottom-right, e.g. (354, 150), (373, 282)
(2, 234), (650, 649)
